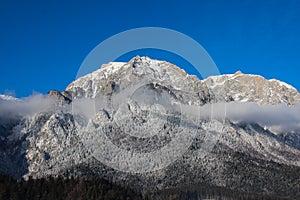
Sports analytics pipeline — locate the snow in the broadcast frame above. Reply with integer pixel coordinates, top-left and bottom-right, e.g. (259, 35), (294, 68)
(270, 79), (296, 90)
(101, 62), (126, 74)
(0, 94), (18, 101)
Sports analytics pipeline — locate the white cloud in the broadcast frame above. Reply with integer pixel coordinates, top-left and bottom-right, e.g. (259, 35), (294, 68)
(0, 94), (57, 119)
(0, 91), (299, 133)
(198, 102), (300, 132)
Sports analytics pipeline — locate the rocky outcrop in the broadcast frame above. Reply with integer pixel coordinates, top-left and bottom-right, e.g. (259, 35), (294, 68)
(205, 71), (300, 105)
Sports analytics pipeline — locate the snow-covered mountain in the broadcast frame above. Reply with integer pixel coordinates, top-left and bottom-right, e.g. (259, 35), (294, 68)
(205, 70), (300, 105)
(0, 56), (299, 197)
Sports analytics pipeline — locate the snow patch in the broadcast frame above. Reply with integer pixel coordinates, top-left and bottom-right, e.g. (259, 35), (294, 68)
(270, 79), (296, 90)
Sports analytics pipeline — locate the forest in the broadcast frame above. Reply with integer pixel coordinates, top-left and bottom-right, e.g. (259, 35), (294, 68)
(0, 174), (292, 200)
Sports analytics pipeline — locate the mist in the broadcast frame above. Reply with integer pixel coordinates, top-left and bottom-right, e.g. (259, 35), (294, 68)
(0, 92), (299, 133)
(0, 94), (58, 120)
(199, 102), (300, 132)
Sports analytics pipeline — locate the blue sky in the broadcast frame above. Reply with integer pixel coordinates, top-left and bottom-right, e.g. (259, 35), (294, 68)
(0, 0), (300, 97)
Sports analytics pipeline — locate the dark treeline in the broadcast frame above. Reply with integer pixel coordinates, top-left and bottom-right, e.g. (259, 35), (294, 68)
(0, 174), (142, 200)
(152, 183), (293, 200)
(0, 174), (294, 200)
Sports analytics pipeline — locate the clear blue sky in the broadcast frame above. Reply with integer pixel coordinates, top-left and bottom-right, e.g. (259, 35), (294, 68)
(1, 0), (300, 97)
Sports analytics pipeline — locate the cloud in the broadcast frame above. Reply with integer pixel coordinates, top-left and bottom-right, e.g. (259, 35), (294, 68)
(0, 91), (299, 134)
(0, 94), (58, 120)
(197, 102), (300, 132)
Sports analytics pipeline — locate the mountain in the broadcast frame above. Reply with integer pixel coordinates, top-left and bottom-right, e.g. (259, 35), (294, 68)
(0, 56), (299, 198)
(64, 56), (210, 105)
(205, 70), (300, 105)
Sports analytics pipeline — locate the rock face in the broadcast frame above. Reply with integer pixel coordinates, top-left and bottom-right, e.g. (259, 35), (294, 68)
(47, 90), (71, 105)
(205, 71), (300, 105)
(0, 56), (300, 197)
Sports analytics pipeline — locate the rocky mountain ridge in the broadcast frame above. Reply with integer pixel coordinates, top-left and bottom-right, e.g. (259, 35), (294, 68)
(205, 70), (300, 105)
(47, 56), (300, 107)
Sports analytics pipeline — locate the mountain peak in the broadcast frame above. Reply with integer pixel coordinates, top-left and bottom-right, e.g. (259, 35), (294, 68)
(234, 70), (243, 76)
(65, 56), (208, 102)
(128, 55), (159, 69)
(129, 55), (151, 62)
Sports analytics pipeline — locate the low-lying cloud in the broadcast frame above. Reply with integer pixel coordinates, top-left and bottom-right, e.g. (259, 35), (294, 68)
(0, 93), (299, 133)
(199, 102), (300, 132)
(0, 94), (57, 119)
